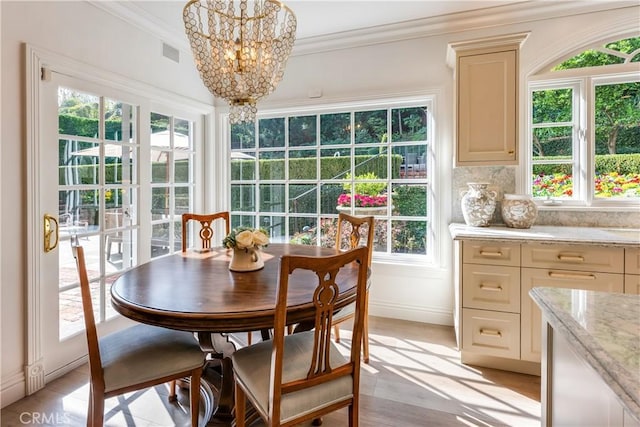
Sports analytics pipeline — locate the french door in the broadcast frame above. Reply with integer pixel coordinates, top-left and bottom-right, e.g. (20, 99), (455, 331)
(30, 50), (206, 385)
(39, 72), (142, 376)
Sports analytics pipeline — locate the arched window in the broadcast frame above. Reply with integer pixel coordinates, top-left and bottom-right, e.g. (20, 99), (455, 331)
(527, 37), (639, 209)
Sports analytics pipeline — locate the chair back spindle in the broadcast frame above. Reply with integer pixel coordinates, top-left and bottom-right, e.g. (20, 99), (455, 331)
(335, 212), (374, 267)
(181, 211), (230, 252)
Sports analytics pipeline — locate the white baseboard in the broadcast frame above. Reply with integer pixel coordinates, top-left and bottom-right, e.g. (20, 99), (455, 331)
(44, 355), (88, 384)
(1, 371), (26, 409)
(1, 355), (88, 410)
(369, 301), (453, 326)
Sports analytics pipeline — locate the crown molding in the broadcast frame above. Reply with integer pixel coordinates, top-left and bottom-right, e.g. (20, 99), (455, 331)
(87, 0), (191, 53)
(292, 1), (638, 56)
(87, 1), (637, 58)
(446, 32), (531, 68)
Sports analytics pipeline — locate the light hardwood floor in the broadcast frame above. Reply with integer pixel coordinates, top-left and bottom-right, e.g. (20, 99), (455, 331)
(1, 317), (540, 426)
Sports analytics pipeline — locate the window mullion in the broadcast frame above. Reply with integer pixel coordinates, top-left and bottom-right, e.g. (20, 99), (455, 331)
(582, 77), (594, 205)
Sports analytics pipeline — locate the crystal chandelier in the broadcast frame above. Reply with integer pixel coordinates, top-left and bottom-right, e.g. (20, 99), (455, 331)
(183, 0), (297, 123)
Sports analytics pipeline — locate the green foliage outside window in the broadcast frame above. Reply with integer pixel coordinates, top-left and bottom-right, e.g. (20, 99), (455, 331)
(532, 37), (639, 200)
(230, 104), (430, 256)
(553, 37), (640, 70)
(343, 173), (387, 196)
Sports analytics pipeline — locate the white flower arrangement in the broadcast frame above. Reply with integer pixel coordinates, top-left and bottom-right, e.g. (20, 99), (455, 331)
(223, 227), (269, 250)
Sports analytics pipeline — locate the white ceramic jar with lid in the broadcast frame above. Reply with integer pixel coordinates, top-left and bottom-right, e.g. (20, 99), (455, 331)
(501, 194), (538, 228)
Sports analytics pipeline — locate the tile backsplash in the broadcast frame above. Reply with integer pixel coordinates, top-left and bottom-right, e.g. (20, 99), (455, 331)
(452, 166), (640, 228)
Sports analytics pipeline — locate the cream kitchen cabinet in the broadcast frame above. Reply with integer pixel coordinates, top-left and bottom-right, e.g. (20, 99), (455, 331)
(448, 32), (528, 166)
(455, 238), (626, 375)
(460, 241), (521, 360)
(520, 244), (625, 362)
(457, 240), (536, 374)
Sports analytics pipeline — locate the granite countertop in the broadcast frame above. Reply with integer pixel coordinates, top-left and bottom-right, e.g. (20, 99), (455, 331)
(529, 287), (640, 420)
(449, 223), (640, 247)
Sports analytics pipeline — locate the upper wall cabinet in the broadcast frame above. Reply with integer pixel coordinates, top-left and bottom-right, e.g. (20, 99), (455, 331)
(448, 33), (529, 166)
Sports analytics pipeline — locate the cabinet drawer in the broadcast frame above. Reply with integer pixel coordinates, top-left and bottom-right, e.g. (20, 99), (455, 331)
(626, 248), (640, 275)
(625, 274), (640, 295)
(463, 241), (520, 266)
(522, 244), (624, 273)
(462, 264), (520, 312)
(462, 308), (520, 359)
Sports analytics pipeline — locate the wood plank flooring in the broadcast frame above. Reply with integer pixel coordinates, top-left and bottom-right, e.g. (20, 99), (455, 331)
(1, 317), (540, 426)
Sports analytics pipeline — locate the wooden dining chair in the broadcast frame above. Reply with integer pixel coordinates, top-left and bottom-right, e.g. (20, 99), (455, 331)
(72, 245), (205, 427)
(332, 212), (374, 363)
(181, 211), (230, 253)
(232, 246), (370, 427)
(181, 211), (257, 346)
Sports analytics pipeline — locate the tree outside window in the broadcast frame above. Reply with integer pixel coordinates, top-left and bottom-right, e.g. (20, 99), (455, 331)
(529, 37), (640, 204)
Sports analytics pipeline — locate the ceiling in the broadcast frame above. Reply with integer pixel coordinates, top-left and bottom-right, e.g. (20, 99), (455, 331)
(129, 0), (528, 41)
(92, 0), (635, 54)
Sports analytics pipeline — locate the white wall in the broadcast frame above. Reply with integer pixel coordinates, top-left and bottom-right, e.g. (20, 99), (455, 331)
(2, 0), (638, 408)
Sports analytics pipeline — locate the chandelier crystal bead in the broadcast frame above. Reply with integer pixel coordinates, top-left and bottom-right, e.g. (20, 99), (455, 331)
(183, 0), (297, 123)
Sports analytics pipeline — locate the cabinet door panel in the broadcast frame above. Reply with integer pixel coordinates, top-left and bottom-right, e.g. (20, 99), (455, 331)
(625, 274), (640, 295)
(521, 268), (624, 362)
(626, 248), (640, 275)
(457, 50), (516, 164)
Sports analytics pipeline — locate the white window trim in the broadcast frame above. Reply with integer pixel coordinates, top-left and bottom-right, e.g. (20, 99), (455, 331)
(527, 63), (639, 212)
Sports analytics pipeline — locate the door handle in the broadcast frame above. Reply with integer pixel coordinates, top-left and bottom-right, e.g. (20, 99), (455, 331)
(479, 250), (503, 258)
(44, 213), (59, 253)
(479, 283), (503, 292)
(480, 329), (502, 337)
(557, 254), (585, 262)
(548, 271), (596, 280)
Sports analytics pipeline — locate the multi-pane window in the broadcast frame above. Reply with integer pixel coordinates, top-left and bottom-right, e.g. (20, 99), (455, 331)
(229, 100), (434, 260)
(529, 37), (640, 206)
(149, 113), (195, 258)
(57, 87), (139, 335)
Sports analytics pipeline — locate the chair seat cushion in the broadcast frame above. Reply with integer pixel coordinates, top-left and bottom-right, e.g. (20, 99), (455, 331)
(332, 302), (356, 323)
(100, 324), (205, 393)
(333, 278), (370, 324)
(232, 331), (353, 424)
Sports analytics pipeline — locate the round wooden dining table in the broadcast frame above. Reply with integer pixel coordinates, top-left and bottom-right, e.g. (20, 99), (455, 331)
(110, 243), (362, 424)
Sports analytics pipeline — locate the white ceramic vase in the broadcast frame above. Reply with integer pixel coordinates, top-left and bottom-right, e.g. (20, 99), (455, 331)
(501, 194), (538, 229)
(229, 247), (264, 272)
(461, 182), (497, 227)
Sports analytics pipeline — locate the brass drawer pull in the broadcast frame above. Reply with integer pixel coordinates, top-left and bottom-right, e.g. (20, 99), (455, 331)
(557, 254), (585, 262)
(479, 283), (503, 292)
(548, 271), (596, 280)
(479, 250), (503, 258)
(480, 329), (502, 337)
